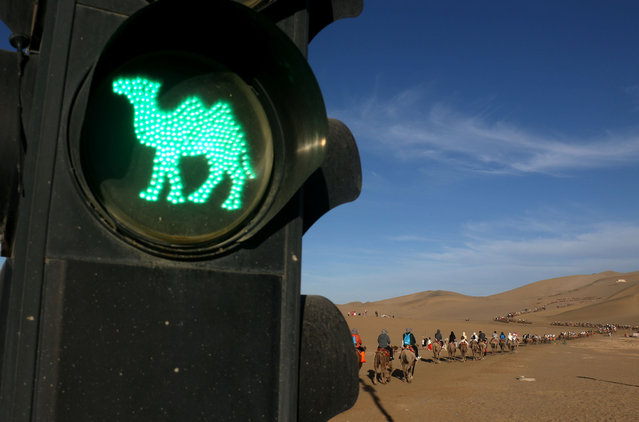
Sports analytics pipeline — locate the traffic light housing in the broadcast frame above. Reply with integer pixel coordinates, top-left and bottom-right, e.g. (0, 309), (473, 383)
(70, 0), (331, 256)
(0, 0), (362, 420)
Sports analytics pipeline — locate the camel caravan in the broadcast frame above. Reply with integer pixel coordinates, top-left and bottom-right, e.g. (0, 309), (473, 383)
(422, 330), (529, 361)
(365, 328), (600, 385)
(371, 330), (521, 384)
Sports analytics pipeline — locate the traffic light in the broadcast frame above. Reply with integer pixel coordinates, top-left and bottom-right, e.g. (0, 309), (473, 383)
(69, 0), (330, 256)
(0, 0), (362, 421)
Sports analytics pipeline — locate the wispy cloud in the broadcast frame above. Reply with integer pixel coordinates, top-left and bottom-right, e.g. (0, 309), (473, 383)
(331, 88), (639, 175)
(420, 222), (639, 265)
(386, 234), (436, 243)
(302, 219), (639, 303)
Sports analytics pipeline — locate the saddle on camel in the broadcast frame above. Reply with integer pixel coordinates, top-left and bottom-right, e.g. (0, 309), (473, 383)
(404, 344), (417, 354)
(403, 344), (418, 356)
(377, 347), (392, 360)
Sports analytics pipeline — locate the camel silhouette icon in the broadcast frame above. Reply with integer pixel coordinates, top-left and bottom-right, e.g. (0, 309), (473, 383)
(112, 76), (256, 210)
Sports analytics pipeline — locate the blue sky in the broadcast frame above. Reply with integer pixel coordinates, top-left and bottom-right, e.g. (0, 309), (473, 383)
(2, 1), (639, 304)
(303, 1), (639, 303)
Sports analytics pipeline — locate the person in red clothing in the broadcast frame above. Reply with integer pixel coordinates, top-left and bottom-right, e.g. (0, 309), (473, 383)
(352, 328), (366, 363)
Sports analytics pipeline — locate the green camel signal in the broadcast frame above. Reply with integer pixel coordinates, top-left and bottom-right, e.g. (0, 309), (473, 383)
(112, 76), (256, 210)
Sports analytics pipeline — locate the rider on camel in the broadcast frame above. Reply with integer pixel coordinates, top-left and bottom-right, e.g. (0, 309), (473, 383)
(478, 330), (487, 355)
(352, 328), (366, 363)
(402, 328), (419, 359)
(449, 331), (456, 346)
(377, 329), (393, 360)
(434, 329), (443, 346)
(459, 331), (469, 346)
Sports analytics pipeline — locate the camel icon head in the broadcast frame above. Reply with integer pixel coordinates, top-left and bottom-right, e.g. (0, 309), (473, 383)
(112, 77), (161, 103)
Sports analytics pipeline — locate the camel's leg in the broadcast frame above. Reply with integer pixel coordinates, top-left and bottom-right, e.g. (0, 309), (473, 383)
(221, 166), (249, 210)
(187, 155), (224, 204)
(140, 154), (167, 202)
(187, 157), (248, 209)
(166, 164), (187, 204)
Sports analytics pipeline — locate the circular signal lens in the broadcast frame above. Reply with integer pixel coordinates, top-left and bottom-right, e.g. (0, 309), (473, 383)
(78, 52), (273, 248)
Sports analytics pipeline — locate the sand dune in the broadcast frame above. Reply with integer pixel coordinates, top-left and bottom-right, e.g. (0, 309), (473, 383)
(554, 282), (639, 324)
(339, 270), (639, 325)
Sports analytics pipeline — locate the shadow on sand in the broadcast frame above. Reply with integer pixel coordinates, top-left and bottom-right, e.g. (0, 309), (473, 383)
(360, 377), (394, 421)
(577, 376), (639, 388)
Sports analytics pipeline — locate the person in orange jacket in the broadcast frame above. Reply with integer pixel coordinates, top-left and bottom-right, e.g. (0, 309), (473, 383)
(352, 328), (366, 363)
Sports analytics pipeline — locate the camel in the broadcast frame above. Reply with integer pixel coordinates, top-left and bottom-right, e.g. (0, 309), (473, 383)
(431, 340), (442, 363)
(459, 341), (468, 362)
(112, 77), (256, 209)
(372, 349), (392, 384)
(399, 347), (417, 382)
(470, 340), (483, 360)
(489, 337), (499, 354)
(499, 338), (507, 352)
(447, 341), (456, 361)
(508, 338), (519, 352)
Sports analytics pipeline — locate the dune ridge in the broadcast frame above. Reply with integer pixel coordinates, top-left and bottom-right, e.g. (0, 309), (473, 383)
(339, 270), (639, 325)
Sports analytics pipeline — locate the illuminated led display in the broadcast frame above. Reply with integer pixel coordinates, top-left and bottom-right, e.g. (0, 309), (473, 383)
(76, 53), (274, 249)
(112, 76), (256, 210)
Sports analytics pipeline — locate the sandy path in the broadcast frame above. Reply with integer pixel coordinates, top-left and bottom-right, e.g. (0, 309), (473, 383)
(330, 332), (639, 421)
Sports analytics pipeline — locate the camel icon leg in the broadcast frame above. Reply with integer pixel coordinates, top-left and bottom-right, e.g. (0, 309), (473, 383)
(166, 164), (187, 204)
(187, 162), (249, 210)
(140, 155), (166, 202)
(187, 160), (224, 205)
(186, 156), (254, 210)
(221, 167), (250, 210)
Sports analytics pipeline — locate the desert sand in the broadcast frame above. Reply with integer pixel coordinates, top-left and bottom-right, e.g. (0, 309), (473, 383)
(330, 271), (639, 421)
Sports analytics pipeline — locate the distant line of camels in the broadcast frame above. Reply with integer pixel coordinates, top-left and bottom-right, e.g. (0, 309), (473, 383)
(369, 329), (599, 384)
